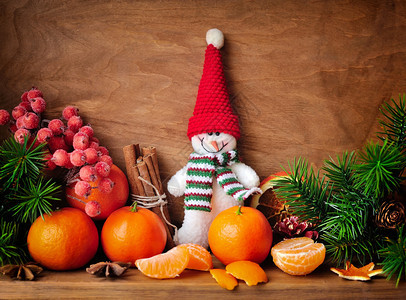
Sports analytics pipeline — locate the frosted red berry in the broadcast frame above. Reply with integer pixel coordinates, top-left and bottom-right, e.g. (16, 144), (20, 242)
(98, 177), (114, 194)
(67, 115), (83, 133)
(63, 129), (75, 146)
(22, 112), (39, 129)
(74, 180), (92, 198)
(48, 119), (65, 135)
(84, 147), (99, 164)
(79, 165), (97, 182)
(12, 106), (27, 120)
(18, 101), (32, 112)
(21, 91), (29, 102)
(70, 149), (86, 167)
(0, 109), (10, 125)
(95, 161), (111, 177)
(14, 128), (30, 144)
(29, 97), (46, 114)
(16, 116), (25, 129)
(97, 146), (109, 156)
(79, 125), (94, 138)
(26, 88), (43, 100)
(44, 153), (57, 171)
(89, 140), (99, 149)
(51, 149), (70, 167)
(85, 201), (101, 217)
(48, 136), (69, 153)
(73, 132), (89, 150)
(99, 155), (113, 166)
(62, 106), (79, 121)
(37, 128), (53, 143)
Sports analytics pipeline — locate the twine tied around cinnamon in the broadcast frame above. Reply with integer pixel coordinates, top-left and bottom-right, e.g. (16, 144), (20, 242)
(131, 176), (178, 243)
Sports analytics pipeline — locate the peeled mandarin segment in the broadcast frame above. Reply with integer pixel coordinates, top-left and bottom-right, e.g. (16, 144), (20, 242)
(135, 246), (189, 279)
(178, 243), (213, 271)
(271, 237), (326, 276)
(225, 261), (268, 286)
(210, 269), (238, 291)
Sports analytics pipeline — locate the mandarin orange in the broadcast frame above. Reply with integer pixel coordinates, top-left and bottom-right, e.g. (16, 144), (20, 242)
(178, 243), (213, 271)
(66, 164), (129, 220)
(135, 245), (189, 279)
(271, 237), (325, 275)
(101, 206), (167, 265)
(27, 207), (99, 271)
(208, 206), (273, 265)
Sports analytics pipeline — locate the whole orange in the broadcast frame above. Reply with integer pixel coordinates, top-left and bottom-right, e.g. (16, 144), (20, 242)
(101, 206), (167, 265)
(208, 206), (273, 265)
(66, 164), (129, 220)
(27, 207), (99, 271)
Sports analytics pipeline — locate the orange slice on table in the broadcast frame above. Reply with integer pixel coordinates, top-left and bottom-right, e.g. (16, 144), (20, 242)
(271, 237), (325, 275)
(225, 261), (268, 286)
(178, 243), (213, 271)
(210, 269), (238, 290)
(135, 246), (189, 279)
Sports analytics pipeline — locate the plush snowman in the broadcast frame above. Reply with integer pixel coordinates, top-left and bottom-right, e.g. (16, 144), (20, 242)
(167, 29), (261, 249)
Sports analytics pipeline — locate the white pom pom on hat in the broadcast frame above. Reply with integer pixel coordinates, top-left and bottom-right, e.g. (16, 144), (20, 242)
(206, 28), (224, 49)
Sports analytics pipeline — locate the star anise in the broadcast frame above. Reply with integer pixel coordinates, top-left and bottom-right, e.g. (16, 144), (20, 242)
(0, 262), (43, 281)
(86, 261), (132, 277)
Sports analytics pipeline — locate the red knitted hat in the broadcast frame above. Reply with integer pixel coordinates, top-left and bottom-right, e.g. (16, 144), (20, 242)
(187, 29), (240, 140)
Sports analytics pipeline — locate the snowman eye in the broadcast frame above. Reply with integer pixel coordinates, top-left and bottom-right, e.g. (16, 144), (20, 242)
(208, 132), (213, 136)
(215, 132), (220, 136)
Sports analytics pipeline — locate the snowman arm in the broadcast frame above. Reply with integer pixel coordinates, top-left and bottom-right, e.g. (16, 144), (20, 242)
(167, 165), (188, 197)
(230, 162), (260, 189)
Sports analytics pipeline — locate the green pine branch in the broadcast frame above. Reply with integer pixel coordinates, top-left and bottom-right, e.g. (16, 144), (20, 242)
(273, 157), (331, 225)
(379, 225), (406, 287)
(0, 136), (47, 192)
(354, 140), (406, 199)
(0, 219), (27, 266)
(10, 176), (61, 223)
(378, 94), (406, 151)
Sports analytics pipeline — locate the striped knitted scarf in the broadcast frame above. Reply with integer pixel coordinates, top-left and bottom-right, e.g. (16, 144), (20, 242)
(184, 150), (261, 212)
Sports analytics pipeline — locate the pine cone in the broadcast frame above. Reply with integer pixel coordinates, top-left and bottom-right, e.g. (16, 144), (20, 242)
(375, 200), (406, 229)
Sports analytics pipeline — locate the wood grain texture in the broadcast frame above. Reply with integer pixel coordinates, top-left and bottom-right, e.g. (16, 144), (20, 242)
(0, 257), (405, 299)
(1, 0), (406, 225)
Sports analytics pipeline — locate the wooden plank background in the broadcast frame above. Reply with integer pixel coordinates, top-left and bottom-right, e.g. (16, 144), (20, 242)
(1, 0), (406, 225)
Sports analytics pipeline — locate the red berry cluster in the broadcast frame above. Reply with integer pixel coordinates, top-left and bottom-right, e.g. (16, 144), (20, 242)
(0, 87), (114, 202)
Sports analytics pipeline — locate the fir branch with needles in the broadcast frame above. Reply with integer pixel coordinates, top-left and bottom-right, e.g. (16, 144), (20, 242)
(10, 176), (61, 223)
(273, 157), (331, 225)
(0, 219), (27, 266)
(379, 225), (406, 287)
(378, 94), (406, 151)
(0, 136), (47, 191)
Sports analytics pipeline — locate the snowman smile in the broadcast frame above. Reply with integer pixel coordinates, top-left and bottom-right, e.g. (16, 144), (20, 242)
(199, 137), (228, 153)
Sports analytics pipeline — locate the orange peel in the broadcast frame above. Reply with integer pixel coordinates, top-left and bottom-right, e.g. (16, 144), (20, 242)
(210, 269), (238, 290)
(225, 261), (268, 286)
(330, 261), (383, 281)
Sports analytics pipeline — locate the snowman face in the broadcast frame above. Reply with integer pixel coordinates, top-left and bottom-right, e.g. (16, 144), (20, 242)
(191, 132), (237, 155)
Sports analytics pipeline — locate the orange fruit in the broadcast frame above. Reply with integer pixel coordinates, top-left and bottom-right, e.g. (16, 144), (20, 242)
(101, 206), (167, 265)
(225, 261), (268, 286)
(271, 237), (326, 275)
(66, 164), (129, 220)
(208, 206), (273, 265)
(210, 269), (238, 290)
(135, 245), (189, 279)
(27, 207), (99, 271)
(178, 243), (213, 271)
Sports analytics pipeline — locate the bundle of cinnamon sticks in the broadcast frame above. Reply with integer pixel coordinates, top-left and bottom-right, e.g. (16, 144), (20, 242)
(123, 144), (175, 248)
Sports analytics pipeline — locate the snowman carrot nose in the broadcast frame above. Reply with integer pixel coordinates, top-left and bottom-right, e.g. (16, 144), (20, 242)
(211, 141), (219, 151)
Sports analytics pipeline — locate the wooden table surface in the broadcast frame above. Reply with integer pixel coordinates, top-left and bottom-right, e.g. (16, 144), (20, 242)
(1, 257), (404, 299)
